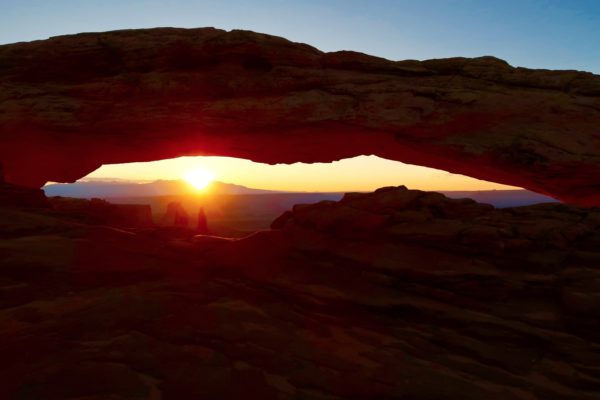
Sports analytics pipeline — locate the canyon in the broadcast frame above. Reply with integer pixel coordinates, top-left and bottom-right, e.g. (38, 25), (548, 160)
(0, 28), (599, 399)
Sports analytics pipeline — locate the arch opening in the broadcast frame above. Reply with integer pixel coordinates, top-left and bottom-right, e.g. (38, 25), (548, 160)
(43, 155), (557, 238)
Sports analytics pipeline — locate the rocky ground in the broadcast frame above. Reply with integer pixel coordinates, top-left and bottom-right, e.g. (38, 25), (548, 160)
(1, 186), (599, 399)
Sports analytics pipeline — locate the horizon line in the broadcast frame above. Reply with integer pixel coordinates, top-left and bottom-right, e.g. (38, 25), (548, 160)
(43, 178), (532, 194)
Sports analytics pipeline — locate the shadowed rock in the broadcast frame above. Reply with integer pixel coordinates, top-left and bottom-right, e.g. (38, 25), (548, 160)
(48, 197), (154, 227)
(0, 28), (599, 205)
(0, 183), (48, 209)
(0, 163), (48, 208)
(0, 187), (598, 398)
(196, 206), (209, 234)
(161, 201), (190, 228)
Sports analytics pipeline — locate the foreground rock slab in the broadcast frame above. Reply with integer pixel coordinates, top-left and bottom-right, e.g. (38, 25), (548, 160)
(0, 187), (599, 399)
(1, 28), (600, 204)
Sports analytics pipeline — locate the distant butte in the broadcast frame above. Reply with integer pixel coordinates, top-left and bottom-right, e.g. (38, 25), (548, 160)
(0, 28), (599, 205)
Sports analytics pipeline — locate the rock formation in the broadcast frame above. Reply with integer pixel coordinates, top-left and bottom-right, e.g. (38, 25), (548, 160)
(1, 24), (599, 399)
(0, 187), (598, 398)
(160, 201), (190, 228)
(196, 206), (209, 233)
(0, 28), (599, 205)
(0, 183), (48, 209)
(0, 163), (48, 208)
(48, 197), (154, 227)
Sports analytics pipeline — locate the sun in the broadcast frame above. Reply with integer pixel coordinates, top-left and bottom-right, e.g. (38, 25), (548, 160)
(184, 168), (215, 190)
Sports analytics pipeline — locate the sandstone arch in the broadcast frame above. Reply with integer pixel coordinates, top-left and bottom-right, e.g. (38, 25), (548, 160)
(0, 28), (599, 205)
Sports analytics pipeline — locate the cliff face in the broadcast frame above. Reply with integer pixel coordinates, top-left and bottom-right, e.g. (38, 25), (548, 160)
(1, 28), (599, 205)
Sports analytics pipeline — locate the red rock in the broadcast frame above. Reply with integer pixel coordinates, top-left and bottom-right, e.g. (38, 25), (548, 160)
(49, 196), (153, 227)
(191, 234), (234, 248)
(0, 162), (49, 208)
(161, 202), (190, 228)
(290, 201), (388, 233)
(270, 210), (293, 229)
(0, 28), (599, 205)
(0, 183), (48, 208)
(0, 165), (48, 208)
(341, 186), (421, 212)
(196, 206), (209, 233)
(0, 187), (599, 399)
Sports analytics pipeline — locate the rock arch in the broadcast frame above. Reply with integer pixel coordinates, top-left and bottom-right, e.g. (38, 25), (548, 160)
(0, 28), (599, 205)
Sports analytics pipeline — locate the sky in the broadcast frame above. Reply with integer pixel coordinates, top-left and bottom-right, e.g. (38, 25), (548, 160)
(2, 0), (599, 72)
(84, 156), (517, 192)
(3, 0), (599, 191)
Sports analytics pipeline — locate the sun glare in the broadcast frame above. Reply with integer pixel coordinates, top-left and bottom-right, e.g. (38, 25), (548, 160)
(184, 169), (215, 190)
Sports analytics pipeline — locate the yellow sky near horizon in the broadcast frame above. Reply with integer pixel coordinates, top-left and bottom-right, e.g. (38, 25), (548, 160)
(80, 155), (518, 192)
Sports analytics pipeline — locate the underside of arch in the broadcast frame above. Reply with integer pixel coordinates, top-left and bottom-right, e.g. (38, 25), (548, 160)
(0, 28), (599, 205)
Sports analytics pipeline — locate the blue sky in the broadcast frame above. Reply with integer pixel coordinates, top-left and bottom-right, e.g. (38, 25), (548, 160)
(1, 0), (599, 73)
